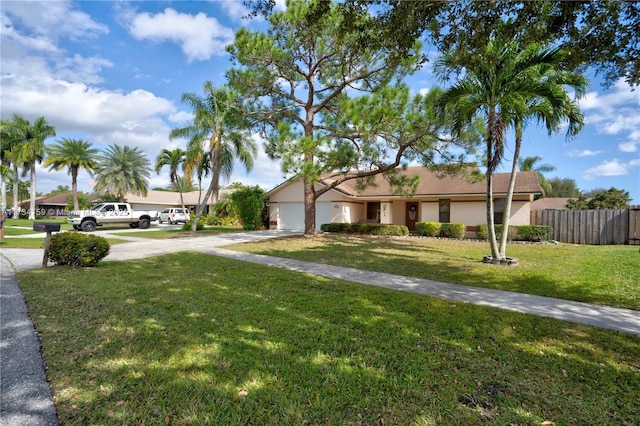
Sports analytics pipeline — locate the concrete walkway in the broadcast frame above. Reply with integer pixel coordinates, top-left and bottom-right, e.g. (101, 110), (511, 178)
(2, 229), (640, 425)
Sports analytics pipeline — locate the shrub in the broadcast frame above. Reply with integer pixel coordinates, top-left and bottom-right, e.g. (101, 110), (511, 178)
(415, 222), (440, 237)
(183, 213), (205, 231)
(439, 222), (465, 239)
(476, 224), (518, 240)
(48, 232), (110, 267)
(320, 223), (408, 236)
(230, 186), (266, 230)
(476, 224), (487, 240)
(517, 225), (553, 242)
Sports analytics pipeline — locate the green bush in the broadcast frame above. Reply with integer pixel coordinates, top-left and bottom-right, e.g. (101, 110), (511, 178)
(476, 224), (487, 240)
(439, 222), (465, 239)
(415, 222), (440, 237)
(230, 186), (266, 230)
(517, 225), (553, 242)
(183, 213), (205, 231)
(475, 224), (552, 242)
(320, 223), (408, 236)
(205, 214), (222, 226)
(48, 232), (110, 267)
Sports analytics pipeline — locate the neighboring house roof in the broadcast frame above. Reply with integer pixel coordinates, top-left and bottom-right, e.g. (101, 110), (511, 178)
(123, 189), (235, 206)
(530, 197), (571, 210)
(268, 167), (543, 198)
(35, 193), (99, 206)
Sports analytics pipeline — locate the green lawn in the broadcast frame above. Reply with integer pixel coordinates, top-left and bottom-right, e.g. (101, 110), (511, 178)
(18, 252), (640, 425)
(111, 225), (245, 239)
(225, 234), (640, 311)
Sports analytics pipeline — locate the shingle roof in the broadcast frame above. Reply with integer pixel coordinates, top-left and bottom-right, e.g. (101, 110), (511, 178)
(123, 189), (235, 205)
(530, 197), (571, 210)
(316, 167), (543, 198)
(35, 193), (99, 205)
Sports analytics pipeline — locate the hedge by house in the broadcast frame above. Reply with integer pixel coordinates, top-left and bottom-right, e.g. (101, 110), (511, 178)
(415, 222), (465, 239)
(476, 224), (553, 242)
(415, 222), (440, 237)
(320, 223), (409, 236)
(48, 232), (110, 267)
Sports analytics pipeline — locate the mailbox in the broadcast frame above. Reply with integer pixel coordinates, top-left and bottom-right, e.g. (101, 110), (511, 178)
(33, 222), (61, 232)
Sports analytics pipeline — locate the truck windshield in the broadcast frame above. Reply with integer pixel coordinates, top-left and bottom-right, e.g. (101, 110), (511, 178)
(91, 204), (106, 212)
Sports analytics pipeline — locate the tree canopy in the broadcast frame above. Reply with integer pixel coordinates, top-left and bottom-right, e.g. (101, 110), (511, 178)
(567, 187), (632, 210)
(230, 0), (480, 234)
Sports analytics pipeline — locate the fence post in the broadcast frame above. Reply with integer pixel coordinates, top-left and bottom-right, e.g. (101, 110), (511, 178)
(629, 205), (640, 245)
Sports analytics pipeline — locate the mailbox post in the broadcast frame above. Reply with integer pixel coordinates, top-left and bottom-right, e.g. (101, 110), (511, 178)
(33, 222), (61, 268)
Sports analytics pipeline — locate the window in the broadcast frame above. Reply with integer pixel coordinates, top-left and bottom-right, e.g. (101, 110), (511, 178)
(439, 199), (450, 223)
(366, 202), (380, 223)
(493, 199), (505, 225)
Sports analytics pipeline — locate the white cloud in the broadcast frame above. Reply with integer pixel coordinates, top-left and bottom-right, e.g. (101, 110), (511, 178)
(127, 8), (234, 62)
(216, 0), (253, 23)
(1, 0), (108, 40)
(619, 141), (639, 153)
(582, 159), (640, 180)
(580, 80), (640, 156)
(568, 149), (603, 157)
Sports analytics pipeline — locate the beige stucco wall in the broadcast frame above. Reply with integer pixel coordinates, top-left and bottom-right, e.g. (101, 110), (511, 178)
(268, 179), (335, 203)
(451, 201), (485, 226)
(420, 201), (439, 222)
(507, 200), (530, 226)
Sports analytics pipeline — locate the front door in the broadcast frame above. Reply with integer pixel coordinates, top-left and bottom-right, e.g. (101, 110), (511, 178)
(405, 202), (419, 232)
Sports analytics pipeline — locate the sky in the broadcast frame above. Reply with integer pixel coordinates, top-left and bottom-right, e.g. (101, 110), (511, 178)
(1, 1), (639, 204)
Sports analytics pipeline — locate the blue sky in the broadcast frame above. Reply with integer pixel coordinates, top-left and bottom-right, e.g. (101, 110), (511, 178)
(2, 1), (639, 203)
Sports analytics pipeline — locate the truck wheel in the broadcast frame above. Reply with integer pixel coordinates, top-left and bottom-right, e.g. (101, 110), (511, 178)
(81, 220), (97, 232)
(158, 218), (163, 224)
(73, 225), (81, 231)
(129, 223), (139, 228)
(138, 218), (150, 229)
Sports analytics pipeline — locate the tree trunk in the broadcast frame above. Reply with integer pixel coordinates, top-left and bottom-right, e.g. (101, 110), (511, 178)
(486, 171), (500, 259)
(71, 166), (79, 211)
(499, 127), (522, 258)
(191, 152), (219, 231)
(12, 165), (18, 218)
(28, 161), (36, 220)
(485, 112), (500, 260)
(303, 178), (316, 235)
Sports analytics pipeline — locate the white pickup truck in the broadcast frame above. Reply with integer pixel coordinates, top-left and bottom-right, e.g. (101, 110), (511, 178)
(67, 202), (159, 232)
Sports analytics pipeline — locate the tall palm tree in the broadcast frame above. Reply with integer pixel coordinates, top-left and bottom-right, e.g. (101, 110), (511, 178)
(155, 147), (187, 213)
(437, 39), (585, 261)
(94, 144), (151, 202)
(1, 114), (47, 218)
(170, 81), (256, 231)
(44, 138), (99, 211)
(14, 116), (56, 219)
(518, 155), (557, 196)
(0, 118), (15, 214)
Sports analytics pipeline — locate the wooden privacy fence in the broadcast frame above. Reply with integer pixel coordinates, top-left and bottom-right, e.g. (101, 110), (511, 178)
(531, 205), (640, 245)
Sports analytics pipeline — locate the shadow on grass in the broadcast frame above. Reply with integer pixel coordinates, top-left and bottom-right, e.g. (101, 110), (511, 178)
(231, 235), (640, 311)
(18, 253), (640, 425)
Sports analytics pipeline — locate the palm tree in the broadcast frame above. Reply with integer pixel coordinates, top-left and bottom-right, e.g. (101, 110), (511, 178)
(94, 144), (152, 202)
(170, 81), (256, 231)
(44, 138), (99, 211)
(155, 147), (187, 213)
(437, 39), (585, 261)
(13, 116), (56, 219)
(519, 155), (556, 196)
(0, 118), (15, 214)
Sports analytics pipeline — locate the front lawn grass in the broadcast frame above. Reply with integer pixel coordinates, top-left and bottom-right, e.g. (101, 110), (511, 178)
(3, 218), (73, 233)
(18, 252), (640, 425)
(112, 225), (245, 239)
(225, 234), (640, 311)
(0, 236), (126, 249)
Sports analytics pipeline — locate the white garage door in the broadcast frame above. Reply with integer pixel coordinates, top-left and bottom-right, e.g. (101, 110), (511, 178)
(278, 202), (331, 231)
